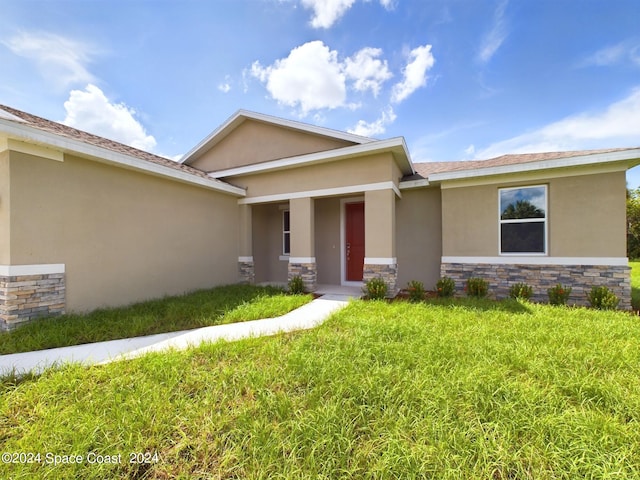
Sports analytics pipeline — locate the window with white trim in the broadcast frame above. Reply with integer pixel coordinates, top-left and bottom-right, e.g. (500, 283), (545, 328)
(499, 185), (547, 254)
(282, 210), (290, 255)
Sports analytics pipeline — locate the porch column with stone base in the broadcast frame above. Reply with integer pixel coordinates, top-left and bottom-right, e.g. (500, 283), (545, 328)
(364, 189), (398, 296)
(237, 204), (255, 284)
(288, 258), (317, 292)
(363, 259), (398, 297)
(289, 197), (317, 292)
(238, 256), (255, 284)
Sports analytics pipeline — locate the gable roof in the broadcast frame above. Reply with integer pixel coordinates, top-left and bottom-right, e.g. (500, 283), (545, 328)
(180, 109), (375, 166)
(405, 148), (640, 186)
(207, 136), (415, 178)
(0, 105), (245, 196)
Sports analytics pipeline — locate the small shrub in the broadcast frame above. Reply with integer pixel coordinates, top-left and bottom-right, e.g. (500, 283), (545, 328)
(288, 275), (305, 295)
(363, 277), (388, 300)
(548, 283), (572, 305)
(465, 277), (489, 298)
(509, 282), (533, 300)
(587, 286), (620, 310)
(436, 276), (456, 298)
(406, 280), (425, 302)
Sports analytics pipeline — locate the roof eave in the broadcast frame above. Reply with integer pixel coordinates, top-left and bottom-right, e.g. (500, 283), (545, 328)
(428, 148), (640, 183)
(0, 118), (246, 197)
(399, 178), (430, 189)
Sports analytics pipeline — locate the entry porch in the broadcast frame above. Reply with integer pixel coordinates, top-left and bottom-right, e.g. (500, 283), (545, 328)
(237, 188), (399, 294)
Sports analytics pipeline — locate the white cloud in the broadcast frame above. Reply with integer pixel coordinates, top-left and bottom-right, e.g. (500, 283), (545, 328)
(301, 0), (356, 28)
(250, 40), (432, 116)
(464, 144), (476, 157)
(391, 44), (435, 103)
(475, 87), (640, 159)
(300, 0), (395, 29)
(582, 43), (628, 67)
(250, 41), (347, 115)
(3, 31), (97, 88)
(63, 84), (157, 152)
(348, 106), (396, 137)
(218, 75), (233, 93)
(218, 78), (232, 93)
(580, 40), (640, 67)
(379, 0), (396, 8)
(344, 47), (393, 97)
(477, 0), (509, 64)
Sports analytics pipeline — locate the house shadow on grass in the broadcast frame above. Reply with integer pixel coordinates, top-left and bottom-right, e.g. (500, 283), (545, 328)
(632, 287), (640, 312)
(424, 297), (533, 315)
(0, 369), (40, 389)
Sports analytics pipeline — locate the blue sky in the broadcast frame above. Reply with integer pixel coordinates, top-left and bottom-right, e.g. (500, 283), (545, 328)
(1, 0), (640, 184)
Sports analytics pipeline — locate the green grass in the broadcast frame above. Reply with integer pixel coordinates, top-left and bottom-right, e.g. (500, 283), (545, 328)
(0, 285), (312, 355)
(2, 299), (640, 479)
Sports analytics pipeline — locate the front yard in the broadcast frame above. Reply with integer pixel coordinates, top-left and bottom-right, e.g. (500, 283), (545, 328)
(0, 285), (312, 355)
(2, 298), (639, 479)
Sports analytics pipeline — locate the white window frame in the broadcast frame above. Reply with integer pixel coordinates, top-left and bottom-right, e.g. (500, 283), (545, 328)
(282, 209), (290, 256)
(498, 185), (548, 256)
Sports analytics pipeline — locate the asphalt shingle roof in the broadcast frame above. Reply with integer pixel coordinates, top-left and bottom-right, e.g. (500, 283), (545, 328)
(0, 104), (211, 180)
(411, 148), (639, 179)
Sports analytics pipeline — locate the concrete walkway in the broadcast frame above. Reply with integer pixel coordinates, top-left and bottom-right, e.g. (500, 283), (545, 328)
(0, 295), (350, 376)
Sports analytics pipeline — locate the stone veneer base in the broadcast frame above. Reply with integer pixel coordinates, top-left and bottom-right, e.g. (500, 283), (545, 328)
(0, 273), (66, 331)
(441, 262), (631, 310)
(288, 262), (317, 292)
(238, 261), (255, 284)
(363, 263), (398, 297)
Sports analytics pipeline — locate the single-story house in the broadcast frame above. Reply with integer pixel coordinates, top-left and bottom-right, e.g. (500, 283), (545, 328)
(1, 105), (639, 329)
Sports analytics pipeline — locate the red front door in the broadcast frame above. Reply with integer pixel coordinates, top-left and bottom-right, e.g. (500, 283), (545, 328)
(345, 202), (365, 281)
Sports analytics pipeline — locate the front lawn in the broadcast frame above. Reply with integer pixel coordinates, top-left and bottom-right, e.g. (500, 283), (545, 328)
(0, 285), (312, 355)
(2, 299), (639, 479)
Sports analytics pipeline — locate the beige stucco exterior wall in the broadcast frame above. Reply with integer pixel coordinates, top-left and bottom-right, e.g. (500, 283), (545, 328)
(9, 151), (239, 312)
(365, 189), (396, 258)
(290, 197), (315, 258)
(0, 150), (10, 264)
(229, 153), (399, 199)
(315, 197), (341, 284)
(189, 119), (356, 172)
(396, 187), (442, 289)
(441, 183), (497, 256)
(252, 203), (288, 283)
(441, 170), (627, 257)
(238, 204), (252, 257)
(550, 172), (626, 256)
